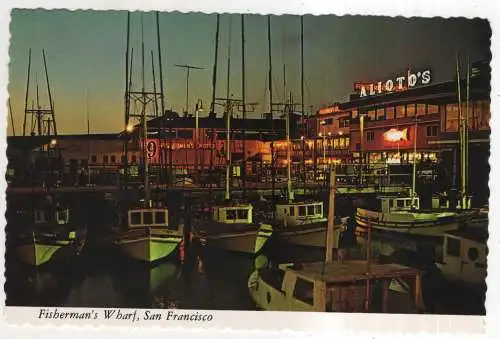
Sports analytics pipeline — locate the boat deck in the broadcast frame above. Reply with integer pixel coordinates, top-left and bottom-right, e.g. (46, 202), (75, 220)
(192, 220), (261, 235)
(287, 260), (420, 284)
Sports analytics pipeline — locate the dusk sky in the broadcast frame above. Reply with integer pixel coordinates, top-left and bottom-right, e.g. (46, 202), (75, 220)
(8, 9), (490, 135)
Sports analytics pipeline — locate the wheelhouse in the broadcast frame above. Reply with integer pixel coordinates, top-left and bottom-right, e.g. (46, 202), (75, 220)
(377, 196), (420, 213)
(128, 208), (169, 228)
(212, 204), (253, 224)
(275, 202), (324, 222)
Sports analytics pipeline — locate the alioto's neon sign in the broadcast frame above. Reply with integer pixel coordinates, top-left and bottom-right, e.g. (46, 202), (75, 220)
(357, 69), (431, 98)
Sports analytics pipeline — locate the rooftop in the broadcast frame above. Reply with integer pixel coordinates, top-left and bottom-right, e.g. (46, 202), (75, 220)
(286, 260), (420, 284)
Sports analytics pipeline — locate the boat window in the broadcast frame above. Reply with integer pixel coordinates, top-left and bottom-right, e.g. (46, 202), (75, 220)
(289, 206), (295, 216)
(237, 209), (248, 220)
(468, 247), (479, 261)
(307, 205), (315, 216)
(293, 277), (314, 306)
(143, 212), (153, 225)
(298, 206), (306, 216)
(315, 204), (322, 215)
(227, 209), (237, 220)
(155, 211), (166, 225)
(130, 212), (142, 225)
(446, 237), (461, 257)
(260, 267), (285, 291)
(397, 200), (405, 208)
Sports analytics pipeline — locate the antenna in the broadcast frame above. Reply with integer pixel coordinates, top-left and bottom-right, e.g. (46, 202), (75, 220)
(174, 64), (204, 115)
(241, 14), (247, 198)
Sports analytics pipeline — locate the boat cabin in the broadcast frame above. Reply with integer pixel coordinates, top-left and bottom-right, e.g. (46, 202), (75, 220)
(251, 260), (423, 313)
(377, 195), (420, 213)
(34, 208), (70, 225)
(128, 208), (169, 228)
(212, 204), (253, 224)
(438, 228), (487, 285)
(275, 201), (324, 227)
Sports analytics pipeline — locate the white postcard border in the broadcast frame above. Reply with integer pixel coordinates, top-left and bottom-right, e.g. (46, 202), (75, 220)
(1, 0), (499, 338)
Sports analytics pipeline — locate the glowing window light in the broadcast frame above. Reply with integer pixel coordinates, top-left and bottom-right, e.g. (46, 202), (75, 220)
(383, 128), (408, 142)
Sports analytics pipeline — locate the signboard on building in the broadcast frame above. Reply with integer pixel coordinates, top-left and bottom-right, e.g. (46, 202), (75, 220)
(383, 128), (408, 142)
(356, 69), (431, 98)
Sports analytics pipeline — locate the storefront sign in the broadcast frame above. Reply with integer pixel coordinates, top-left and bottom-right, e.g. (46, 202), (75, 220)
(357, 69), (431, 98)
(383, 128), (408, 142)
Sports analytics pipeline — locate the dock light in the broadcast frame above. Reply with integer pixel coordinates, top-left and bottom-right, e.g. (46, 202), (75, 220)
(300, 136), (305, 140)
(126, 124), (134, 133)
(320, 120), (326, 125)
(339, 131), (344, 136)
(319, 132), (323, 137)
(50, 139), (57, 146)
(328, 132), (332, 137)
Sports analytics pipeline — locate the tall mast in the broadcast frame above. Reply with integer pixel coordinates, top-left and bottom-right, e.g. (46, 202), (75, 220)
(211, 14), (220, 114)
(155, 11), (165, 115)
(123, 12), (131, 188)
(241, 14), (247, 198)
(455, 54), (464, 203)
(140, 14), (150, 205)
(267, 15), (275, 199)
(23, 48), (31, 136)
(287, 92), (293, 202)
(464, 56), (470, 208)
(300, 15), (306, 192)
(226, 17), (232, 102)
(151, 51), (159, 116)
(225, 101), (232, 200)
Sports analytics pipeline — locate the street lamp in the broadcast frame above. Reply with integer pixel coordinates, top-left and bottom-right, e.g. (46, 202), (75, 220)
(412, 117), (419, 198)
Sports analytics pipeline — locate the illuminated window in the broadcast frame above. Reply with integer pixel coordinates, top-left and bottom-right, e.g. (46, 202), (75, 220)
(428, 104), (439, 114)
(339, 138), (345, 149)
(376, 108), (385, 121)
(339, 118), (350, 128)
(345, 137), (350, 148)
(333, 138), (339, 149)
(367, 110), (376, 121)
(416, 104), (426, 116)
(386, 107), (395, 120)
(351, 110), (358, 119)
(406, 104), (415, 117)
(445, 104), (459, 132)
(396, 105), (405, 118)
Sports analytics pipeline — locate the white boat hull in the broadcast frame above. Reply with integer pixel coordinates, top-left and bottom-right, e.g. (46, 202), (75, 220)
(116, 231), (182, 263)
(355, 208), (463, 236)
(199, 224), (273, 254)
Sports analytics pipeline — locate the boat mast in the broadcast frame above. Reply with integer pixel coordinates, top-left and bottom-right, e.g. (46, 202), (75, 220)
(140, 14), (150, 206)
(225, 17), (233, 201)
(286, 92), (293, 202)
(267, 15), (275, 200)
(241, 14), (247, 198)
(225, 101), (232, 201)
(209, 14), (220, 189)
(455, 54), (464, 207)
(300, 15), (306, 192)
(464, 57), (470, 208)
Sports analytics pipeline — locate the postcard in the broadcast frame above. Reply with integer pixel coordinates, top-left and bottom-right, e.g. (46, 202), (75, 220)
(1, 0), (497, 338)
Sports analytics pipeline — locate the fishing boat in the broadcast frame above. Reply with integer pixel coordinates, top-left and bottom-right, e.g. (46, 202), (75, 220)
(14, 204), (86, 267)
(114, 202), (184, 263)
(193, 201), (273, 254)
(436, 226), (487, 288)
(248, 260), (423, 313)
